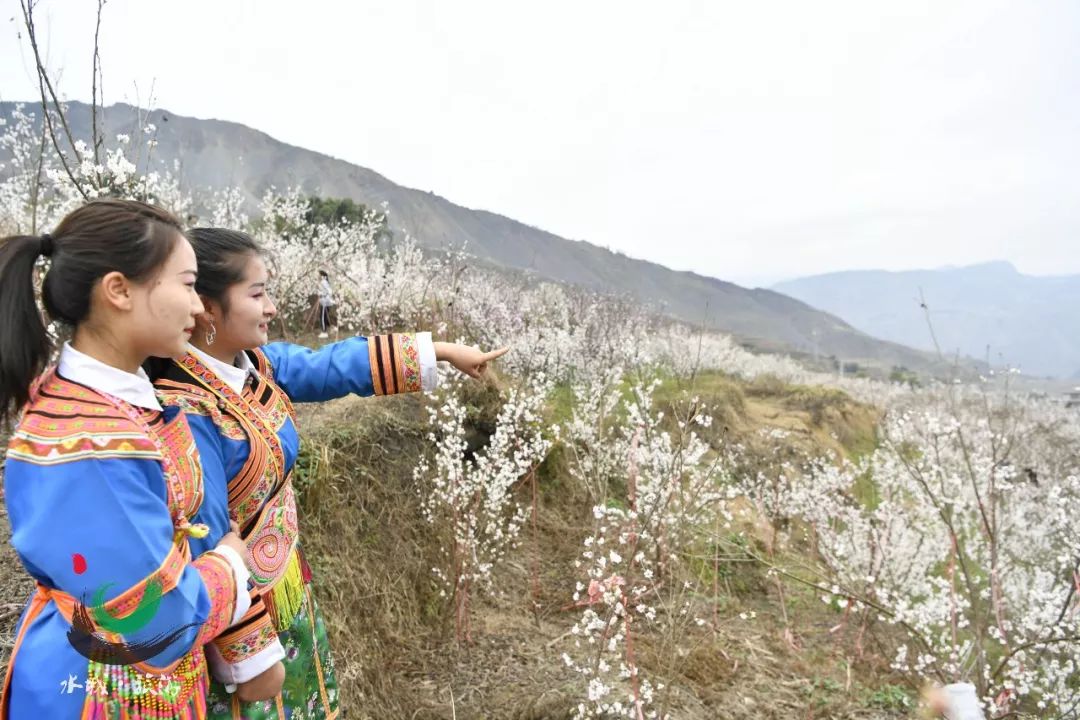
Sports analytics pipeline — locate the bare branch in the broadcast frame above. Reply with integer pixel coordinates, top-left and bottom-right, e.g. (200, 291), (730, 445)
(19, 0), (89, 200)
(91, 0), (106, 165)
(30, 116), (47, 233)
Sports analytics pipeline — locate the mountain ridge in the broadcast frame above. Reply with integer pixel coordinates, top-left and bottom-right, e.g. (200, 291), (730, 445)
(775, 263), (1080, 378)
(1, 100), (954, 374)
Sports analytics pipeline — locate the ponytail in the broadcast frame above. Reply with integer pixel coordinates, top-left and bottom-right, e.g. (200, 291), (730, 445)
(0, 235), (52, 425)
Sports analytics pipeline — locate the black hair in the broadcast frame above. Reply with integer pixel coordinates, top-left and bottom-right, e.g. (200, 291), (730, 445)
(0, 199), (186, 425)
(185, 227), (263, 312)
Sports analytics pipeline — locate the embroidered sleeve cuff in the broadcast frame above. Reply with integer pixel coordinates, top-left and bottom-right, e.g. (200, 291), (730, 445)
(368, 333), (424, 394)
(191, 551), (241, 645)
(417, 331), (438, 392)
(212, 544), (253, 626)
(206, 637), (286, 686)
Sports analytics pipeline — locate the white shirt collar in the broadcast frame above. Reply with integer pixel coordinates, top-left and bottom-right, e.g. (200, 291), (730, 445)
(188, 344), (259, 394)
(57, 342), (162, 411)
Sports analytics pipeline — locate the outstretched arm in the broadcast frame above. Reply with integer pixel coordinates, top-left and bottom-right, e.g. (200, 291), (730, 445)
(257, 333), (508, 403)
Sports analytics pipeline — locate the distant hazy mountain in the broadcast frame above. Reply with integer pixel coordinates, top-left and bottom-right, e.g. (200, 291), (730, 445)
(1, 101), (951, 374)
(774, 261), (1080, 378)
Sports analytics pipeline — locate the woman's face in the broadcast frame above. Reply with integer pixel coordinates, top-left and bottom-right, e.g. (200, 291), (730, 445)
(204, 253), (277, 353)
(129, 235), (204, 359)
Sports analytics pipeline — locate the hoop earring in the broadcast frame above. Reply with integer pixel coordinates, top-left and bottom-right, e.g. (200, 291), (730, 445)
(206, 320), (217, 346)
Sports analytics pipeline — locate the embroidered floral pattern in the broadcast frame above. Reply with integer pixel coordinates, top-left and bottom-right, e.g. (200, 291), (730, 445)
(398, 333), (422, 393)
(158, 385), (248, 441)
(191, 552), (238, 646)
(213, 613), (279, 664)
(176, 355), (286, 480)
(367, 333), (422, 395)
(8, 376), (160, 465)
(261, 392), (293, 436)
(244, 481), (300, 589)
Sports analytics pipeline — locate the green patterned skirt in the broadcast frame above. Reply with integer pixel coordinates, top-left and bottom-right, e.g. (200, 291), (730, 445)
(205, 583), (339, 719)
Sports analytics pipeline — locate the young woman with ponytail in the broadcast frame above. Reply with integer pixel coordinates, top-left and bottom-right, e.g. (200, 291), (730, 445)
(0, 200), (281, 718)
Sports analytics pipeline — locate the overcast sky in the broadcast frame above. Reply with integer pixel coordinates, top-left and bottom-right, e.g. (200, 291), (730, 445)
(2, 0), (1077, 286)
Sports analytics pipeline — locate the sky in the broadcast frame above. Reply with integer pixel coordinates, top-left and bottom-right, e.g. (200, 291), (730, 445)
(2, 0), (1078, 287)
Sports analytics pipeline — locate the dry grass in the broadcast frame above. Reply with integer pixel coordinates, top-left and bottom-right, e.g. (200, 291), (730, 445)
(0, 370), (912, 719)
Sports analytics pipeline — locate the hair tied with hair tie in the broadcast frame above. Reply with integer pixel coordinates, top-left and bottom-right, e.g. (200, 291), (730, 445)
(38, 233), (54, 257)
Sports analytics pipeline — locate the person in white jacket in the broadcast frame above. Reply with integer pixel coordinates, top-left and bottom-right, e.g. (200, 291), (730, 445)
(317, 269), (334, 338)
